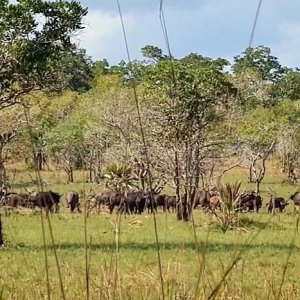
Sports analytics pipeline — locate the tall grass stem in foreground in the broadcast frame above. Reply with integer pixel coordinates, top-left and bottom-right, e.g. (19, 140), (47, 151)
(276, 217), (299, 300)
(23, 104), (66, 299)
(83, 189), (90, 300)
(116, 0), (165, 297)
(0, 212), (3, 246)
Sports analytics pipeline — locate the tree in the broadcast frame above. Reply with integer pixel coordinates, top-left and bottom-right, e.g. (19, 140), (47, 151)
(278, 70), (300, 101)
(0, 105), (26, 185)
(0, 0), (88, 109)
(65, 48), (94, 92)
(272, 100), (300, 182)
(181, 53), (229, 71)
(277, 126), (300, 183)
(93, 59), (110, 76)
(230, 68), (273, 110)
(235, 107), (279, 194)
(143, 54), (236, 220)
(141, 45), (165, 62)
(232, 46), (286, 83)
(43, 113), (86, 183)
(18, 91), (82, 172)
(31, 116), (56, 170)
(231, 46), (292, 108)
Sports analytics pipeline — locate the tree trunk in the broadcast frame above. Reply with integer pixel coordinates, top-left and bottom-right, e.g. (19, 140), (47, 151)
(184, 140), (194, 222)
(200, 173), (205, 188)
(255, 180), (260, 195)
(36, 150), (45, 171)
(174, 136), (182, 220)
(93, 149), (100, 183)
(68, 165), (74, 183)
(64, 163), (74, 183)
(89, 163), (93, 183)
(0, 146), (7, 187)
(194, 142), (200, 190)
(189, 141), (200, 218)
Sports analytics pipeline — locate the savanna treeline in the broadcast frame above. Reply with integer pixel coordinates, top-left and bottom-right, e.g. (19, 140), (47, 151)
(1, 1), (300, 206)
(3, 2), (300, 299)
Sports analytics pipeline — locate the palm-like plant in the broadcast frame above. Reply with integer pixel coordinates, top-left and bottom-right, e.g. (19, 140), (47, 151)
(213, 181), (243, 233)
(102, 164), (138, 195)
(218, 181), (242, 210)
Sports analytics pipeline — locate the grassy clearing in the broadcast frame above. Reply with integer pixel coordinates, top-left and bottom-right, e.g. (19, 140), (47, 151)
(1, 209), (300, 299)
(1, 161), (300, 299)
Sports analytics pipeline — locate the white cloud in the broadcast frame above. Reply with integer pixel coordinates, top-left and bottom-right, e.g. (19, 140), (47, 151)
(271, 22), (300, 68)
(73, 1), (256, 63)
(74, 1), (300, 68)
(72, 10), (135, 62)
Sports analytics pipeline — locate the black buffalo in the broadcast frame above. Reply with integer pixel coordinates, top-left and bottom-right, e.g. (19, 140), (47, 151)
(145, 196), (157, 213)
(154, 194), (167, 212)
(290, 192), (300, 211)
(267, 197), (289, 213)
(193, 189), (212, 209)
(236, 192), (262, 213)
(95, 191), (112, 209)
(66, 191), (81, 213)
(33, 191), (61, 213)
(165, 195), (176, 213)
(0, 192), (35, 208)
(96, 191), (126, 214)
(7, 193), (27, 207)
(125, 191), (150, 214)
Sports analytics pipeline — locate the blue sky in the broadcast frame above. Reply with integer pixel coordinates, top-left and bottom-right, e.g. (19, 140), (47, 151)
(74, 0), (300, 68)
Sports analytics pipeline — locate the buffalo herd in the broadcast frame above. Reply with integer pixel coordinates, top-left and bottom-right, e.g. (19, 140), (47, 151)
(1, 187), (300, 215)
(0, 190), (61, 213)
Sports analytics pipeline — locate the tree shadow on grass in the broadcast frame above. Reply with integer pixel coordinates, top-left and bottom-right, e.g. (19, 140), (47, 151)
(239, 218), (286, 230)
(9, 240), (299, 253)
(10, 181), (38, 190)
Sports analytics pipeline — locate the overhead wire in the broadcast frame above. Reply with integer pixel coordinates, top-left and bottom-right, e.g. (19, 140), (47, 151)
(115, 1), (165, 298)
(159, 4), (205, 297)
(249, 0), (263, 48)
(159, 0), (183, 221)
(115, 0), (265, 298)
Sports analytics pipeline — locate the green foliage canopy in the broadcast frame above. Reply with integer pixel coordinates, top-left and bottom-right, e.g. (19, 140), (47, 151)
(143, 55), (236, 141)
(232, 46), (287, 83)
(0, 0), (88, 109)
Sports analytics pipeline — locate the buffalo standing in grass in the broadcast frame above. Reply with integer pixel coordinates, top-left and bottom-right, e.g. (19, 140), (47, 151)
(154, 194), (177, 213)
(290, 192), (300, 211)
(193, 190), (218, 209)
(96, 191), (126, 214)
(124, 191), (150, 215)
(145, 193), (165, 213)
(6, 193), (26, 208)
(33, 191), (61, 213)
(165, 195), (176, 213)
(66, 191), (81, 213)
(108, 193), (126, 214)
(236, 192), (262, 213)
(153, 194), (166, 212)
(0, 193), (35, 208)
(143, 186), (164, 214)
(267, 197), (289, 213)
(94, 191), (112, 210)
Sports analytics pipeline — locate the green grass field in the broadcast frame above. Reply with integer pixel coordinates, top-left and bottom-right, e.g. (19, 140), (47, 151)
(1, 162), (300, 299)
